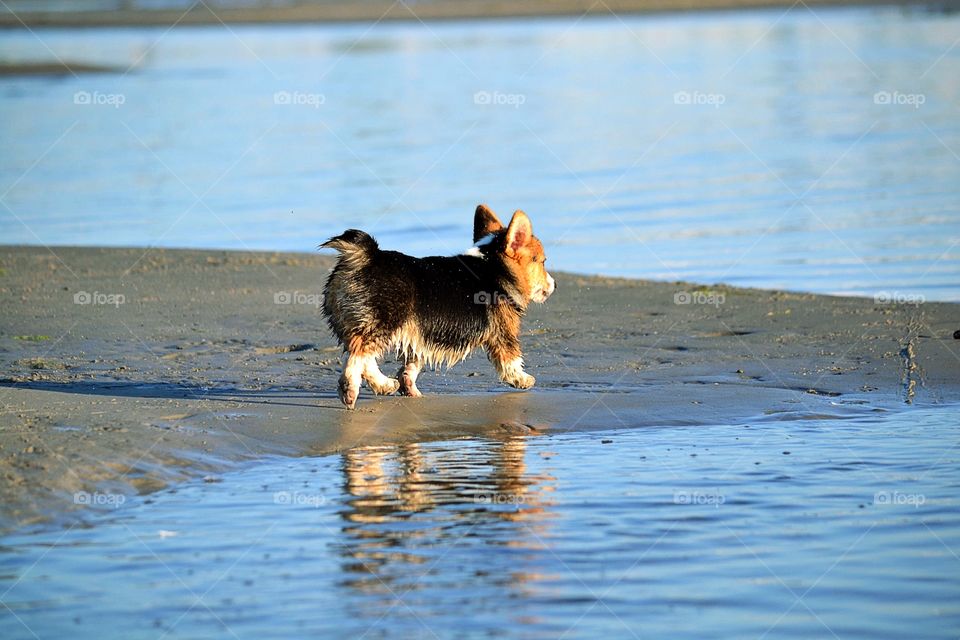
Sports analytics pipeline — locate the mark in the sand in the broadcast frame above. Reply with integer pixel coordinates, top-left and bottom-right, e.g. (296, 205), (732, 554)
(693, 330), (756, 338)
(254, 343), (316, 355)
(158, 413), (192, 421)
(15, 358), (66, 370)
(497, 422), (538, 434)
(550, 381), (633, 393)
(53, 425), (84, 432)
(217, 412), (252, 420)
(804, 388), (841, 397)
(150, 413), (198, 431)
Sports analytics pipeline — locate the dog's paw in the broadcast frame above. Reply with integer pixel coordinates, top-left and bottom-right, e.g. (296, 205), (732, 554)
(399, 383), (423, 398)
(338, 378), (359, 410)
(398, 372), (423, 397)
(508, 373), (536, 390)
(370, 378), (401, 396)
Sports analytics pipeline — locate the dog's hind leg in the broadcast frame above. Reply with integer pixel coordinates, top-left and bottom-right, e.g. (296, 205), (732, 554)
(397, 357), (423, 397)
(339, 353), (365, 409)
(362, 355), (401, 396)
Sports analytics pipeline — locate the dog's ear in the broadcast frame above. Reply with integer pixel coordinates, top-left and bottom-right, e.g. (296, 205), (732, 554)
(505, 210), (532, 257)
(474, 204), (504, 242)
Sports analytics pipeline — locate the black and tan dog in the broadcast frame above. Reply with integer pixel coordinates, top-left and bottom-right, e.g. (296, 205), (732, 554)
(321, 204), (555, 409)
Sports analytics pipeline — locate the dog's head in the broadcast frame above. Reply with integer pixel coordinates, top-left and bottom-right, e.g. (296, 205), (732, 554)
(473, 204), (556, 304)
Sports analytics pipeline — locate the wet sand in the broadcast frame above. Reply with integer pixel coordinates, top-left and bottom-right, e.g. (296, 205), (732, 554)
(0, 62), (124, 77)
(0, 245), (957, 531)
(0, 0), (926, 28)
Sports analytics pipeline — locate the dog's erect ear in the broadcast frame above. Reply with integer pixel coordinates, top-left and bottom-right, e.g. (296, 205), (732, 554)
(505, 210), (532, 257)
(474, 204), (504, 242)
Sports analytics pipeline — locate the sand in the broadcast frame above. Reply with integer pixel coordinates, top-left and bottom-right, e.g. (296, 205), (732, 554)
(0, 62), (124, 77)
(0, 0), (923, 28)
(0, 244), (957, 532)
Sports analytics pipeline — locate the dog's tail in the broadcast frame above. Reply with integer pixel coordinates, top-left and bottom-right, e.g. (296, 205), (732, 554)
(320, 229), (378, 267)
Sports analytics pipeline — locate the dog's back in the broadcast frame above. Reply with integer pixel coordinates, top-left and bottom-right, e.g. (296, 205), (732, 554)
(322, 229), (511, 366)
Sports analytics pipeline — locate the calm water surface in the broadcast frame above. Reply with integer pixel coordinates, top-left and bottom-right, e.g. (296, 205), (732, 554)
(1, 406), (958, 639)
(1, 7), (958, 299)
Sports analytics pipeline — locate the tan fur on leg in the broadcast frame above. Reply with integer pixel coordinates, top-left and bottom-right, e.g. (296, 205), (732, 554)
(493, 355), (535, 389)
(397, 358), (423, 397)
(339, 353), (365, 409)
(363, 355), (401, 395)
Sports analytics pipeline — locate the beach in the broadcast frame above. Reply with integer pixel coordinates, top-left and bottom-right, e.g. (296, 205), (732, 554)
(1, 244), (957, 532)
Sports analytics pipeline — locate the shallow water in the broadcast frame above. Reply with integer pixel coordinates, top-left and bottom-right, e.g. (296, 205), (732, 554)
(1, 6), (959, 299)
(1, 405), (957, 639)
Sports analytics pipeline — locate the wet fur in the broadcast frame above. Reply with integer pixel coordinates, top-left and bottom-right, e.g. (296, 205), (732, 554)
(321, 205), (554, 409)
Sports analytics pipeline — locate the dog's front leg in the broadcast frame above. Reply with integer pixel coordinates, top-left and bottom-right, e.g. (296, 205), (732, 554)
(487, 341), (535, 390)
(495, 356), (535, 389)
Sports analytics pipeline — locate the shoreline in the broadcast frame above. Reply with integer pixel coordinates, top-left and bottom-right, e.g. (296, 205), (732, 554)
(1, 244), (958, 533)
(0, 0), (929, 28)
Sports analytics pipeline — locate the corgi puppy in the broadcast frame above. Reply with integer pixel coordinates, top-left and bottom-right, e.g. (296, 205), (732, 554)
(321, 205), (556, 409)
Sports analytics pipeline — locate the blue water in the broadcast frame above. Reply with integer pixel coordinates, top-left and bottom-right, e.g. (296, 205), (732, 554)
(1, 406), (958, 639)
(1, 6), (959, 299)
(2, 10), (959, 636)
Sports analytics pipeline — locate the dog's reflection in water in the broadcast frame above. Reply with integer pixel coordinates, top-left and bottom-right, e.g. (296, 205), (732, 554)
(336, 435), (556, 603)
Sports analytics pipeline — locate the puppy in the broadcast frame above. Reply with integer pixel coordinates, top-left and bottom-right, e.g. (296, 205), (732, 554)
(321, 204), (555, 409)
